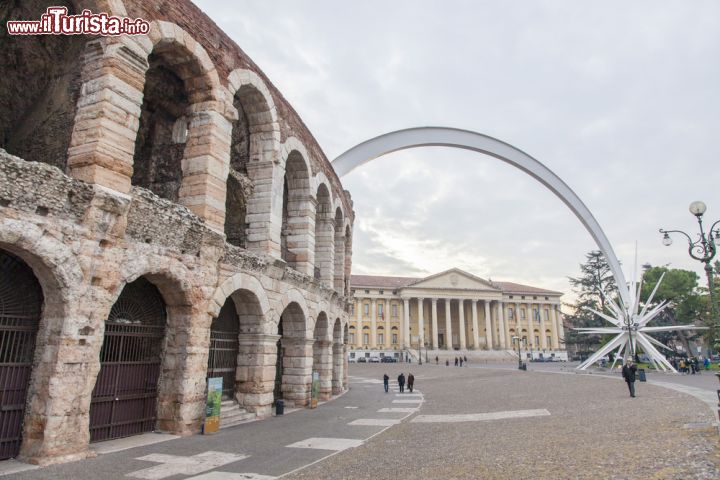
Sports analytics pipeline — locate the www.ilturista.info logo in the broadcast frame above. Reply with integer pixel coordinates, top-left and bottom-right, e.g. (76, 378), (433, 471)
(7, 7), (150, 36)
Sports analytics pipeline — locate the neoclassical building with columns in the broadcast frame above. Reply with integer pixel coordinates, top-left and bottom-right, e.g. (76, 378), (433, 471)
(349, 269), (565, 357)
(0, 0), (353, 466)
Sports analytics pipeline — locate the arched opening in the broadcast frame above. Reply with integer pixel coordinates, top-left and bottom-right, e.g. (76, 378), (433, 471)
(377, 325), (385, 347)
(348, 325), (356, 346)
(130, 50), (191, 202)
(281, 152), (311, 270)
(0, 1), (86, 170)
(313, 313), (332, 400)
(391, 325), (399, 348)
(275, 302), (310, 407)
(207, 299), (239, 400)
(362, 325), (370, 347)
(225, 85), (264, 247)
(0, 249), (43, 460)
(90, 277), (166, 443)
(314, 184), (334, 284)
(333, 208), (345, 291)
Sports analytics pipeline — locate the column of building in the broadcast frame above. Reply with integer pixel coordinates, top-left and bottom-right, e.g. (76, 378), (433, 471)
(443, 299), (452, 349)
(355, 297), (362, 348)
(403, 298), (410, 349)
(431, 299), (439, 349)
(471, 300), (480, 349)
(497, 301), (507, 348)
(384, 298), (391, 349)
(457, 299), (466, 349)
(483, 301), (492, 349)
(539, 302), (548, 349)
(370, 298), (377, 348)
(417, 298), (425, 347)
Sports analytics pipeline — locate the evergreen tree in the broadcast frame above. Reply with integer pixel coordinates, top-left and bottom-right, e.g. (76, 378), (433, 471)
(564, 251), (618, 358)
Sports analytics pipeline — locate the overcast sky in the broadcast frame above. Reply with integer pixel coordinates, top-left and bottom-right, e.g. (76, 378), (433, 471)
(194, 0), (720, 299)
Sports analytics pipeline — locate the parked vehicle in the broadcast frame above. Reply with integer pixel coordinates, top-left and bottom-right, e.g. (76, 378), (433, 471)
(381, 357), (397, 363)
(369, 357), (380, 363)
(357, 357), (367, 363)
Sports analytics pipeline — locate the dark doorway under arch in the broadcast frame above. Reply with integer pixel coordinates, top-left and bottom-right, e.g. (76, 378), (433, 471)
(90, 277), (166, 443)
(0, 249), (43, 460)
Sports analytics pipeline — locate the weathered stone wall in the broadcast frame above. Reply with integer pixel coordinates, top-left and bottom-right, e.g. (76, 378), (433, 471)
(0, 149), (349, 464)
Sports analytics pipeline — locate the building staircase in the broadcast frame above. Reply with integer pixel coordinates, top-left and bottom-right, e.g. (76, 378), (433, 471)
(219, 400), (256, 429)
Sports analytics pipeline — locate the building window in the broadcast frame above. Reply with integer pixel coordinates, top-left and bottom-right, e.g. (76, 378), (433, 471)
(378, 303), (384, 317)
(535, 335), (540, 346)
(364, 303), (369, 316)
(349, 333), (355, 344)
(379, 290), (384, 294)
(508, 308), (514, 319)
(363, 333), (369, 344)
(392, 304), (398, 318)
(533, 309), (539, 321)
(392, 333), (398, 344)
(545, 296), (549, 300)
(533, 296), (537, 300)
(520, 308), (526, 320)
(544, 309), (549, 321)
(509, 295), (514, 299)
(365, 289), (370, 294)
(378, 333), (384, 345)
(521, 296), (525, 300)
(546, 336), (552, 347)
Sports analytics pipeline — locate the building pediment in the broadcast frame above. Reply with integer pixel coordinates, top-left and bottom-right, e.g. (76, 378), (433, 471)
(404, 268), (501, 292)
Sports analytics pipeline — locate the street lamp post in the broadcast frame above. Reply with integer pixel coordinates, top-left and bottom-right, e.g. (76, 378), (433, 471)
(660, 200), (720, 353)
(512, 335), (526, 370)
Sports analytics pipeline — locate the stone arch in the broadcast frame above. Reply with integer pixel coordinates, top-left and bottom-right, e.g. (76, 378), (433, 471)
(108, 261), (207, 435)
(280, 144), (313, 274)
(1, 0), (97, 171)
(276, 301), (312, 408)
(0, 219), (95, 462)
(333, 207), (346, 291)
(333, 126), (630, 306)
(209, 272), (271, 326)
(314, 182), (334, 285)
(67, 21), (230, 233)
(225, 69), (281, 249)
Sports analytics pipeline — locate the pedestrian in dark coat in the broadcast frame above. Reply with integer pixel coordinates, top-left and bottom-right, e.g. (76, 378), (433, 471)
(383, 374), (389, 393)
(435, 356), (439, 365)
(459, 357), (463, 367)
(407, 373), (415, 393)
(464, 355), (468, 365)
(445, 359), (449, 366)
(622, 359), (637, 397)
(454, 357), (458, 366)
(397, 373), (406, 393)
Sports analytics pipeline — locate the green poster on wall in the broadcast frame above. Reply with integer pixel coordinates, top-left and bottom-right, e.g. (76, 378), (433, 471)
(310, 370), (320, 409)
(204, 377), (223, 434)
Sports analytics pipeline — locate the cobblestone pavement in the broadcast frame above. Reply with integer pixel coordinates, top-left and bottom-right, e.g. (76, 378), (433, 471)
(286, 364), (720, 480)
(4, 364), (719, 479)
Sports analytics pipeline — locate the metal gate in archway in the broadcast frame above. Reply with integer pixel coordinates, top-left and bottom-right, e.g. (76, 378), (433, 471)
(0, 250), (43, 460)
(89, 278), (166, 443)
(207, 299), (239, 400)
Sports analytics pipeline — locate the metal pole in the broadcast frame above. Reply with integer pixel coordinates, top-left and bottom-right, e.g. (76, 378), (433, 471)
(703, 262), (720, 351)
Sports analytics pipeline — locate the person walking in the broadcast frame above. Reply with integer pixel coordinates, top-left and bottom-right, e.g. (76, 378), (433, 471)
(464, 355), (468, 366)
(407, 373), (415, 393)
(435, 356), (439, 365)
(383, 373), (389, 393)
(622, 358), (638, 398)
(445, 359), (449, 367)
(454, 357), (458, 366)
(459, 357), (463, 367)
(397, 373), (406, 393)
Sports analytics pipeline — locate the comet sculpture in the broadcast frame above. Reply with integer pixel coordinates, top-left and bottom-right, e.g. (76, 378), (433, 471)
(575, 265), (706, 373)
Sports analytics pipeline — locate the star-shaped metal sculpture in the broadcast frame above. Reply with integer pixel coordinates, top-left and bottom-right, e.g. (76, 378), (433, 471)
(576, 259), (706, 373)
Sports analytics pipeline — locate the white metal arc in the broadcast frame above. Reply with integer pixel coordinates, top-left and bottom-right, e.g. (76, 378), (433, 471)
(332, 126), (629, 305)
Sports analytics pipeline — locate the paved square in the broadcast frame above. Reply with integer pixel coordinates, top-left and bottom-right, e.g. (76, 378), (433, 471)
(411, 409), (551, 423)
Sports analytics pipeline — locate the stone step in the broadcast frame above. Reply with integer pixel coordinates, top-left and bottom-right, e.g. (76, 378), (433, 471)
(220, 411), (256, 428)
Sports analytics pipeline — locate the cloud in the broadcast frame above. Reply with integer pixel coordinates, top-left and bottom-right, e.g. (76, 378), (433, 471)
(193, 0), (720, 299)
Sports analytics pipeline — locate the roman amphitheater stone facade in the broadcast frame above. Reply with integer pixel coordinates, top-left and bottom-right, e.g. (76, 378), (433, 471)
(0, 0), (353, 466)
